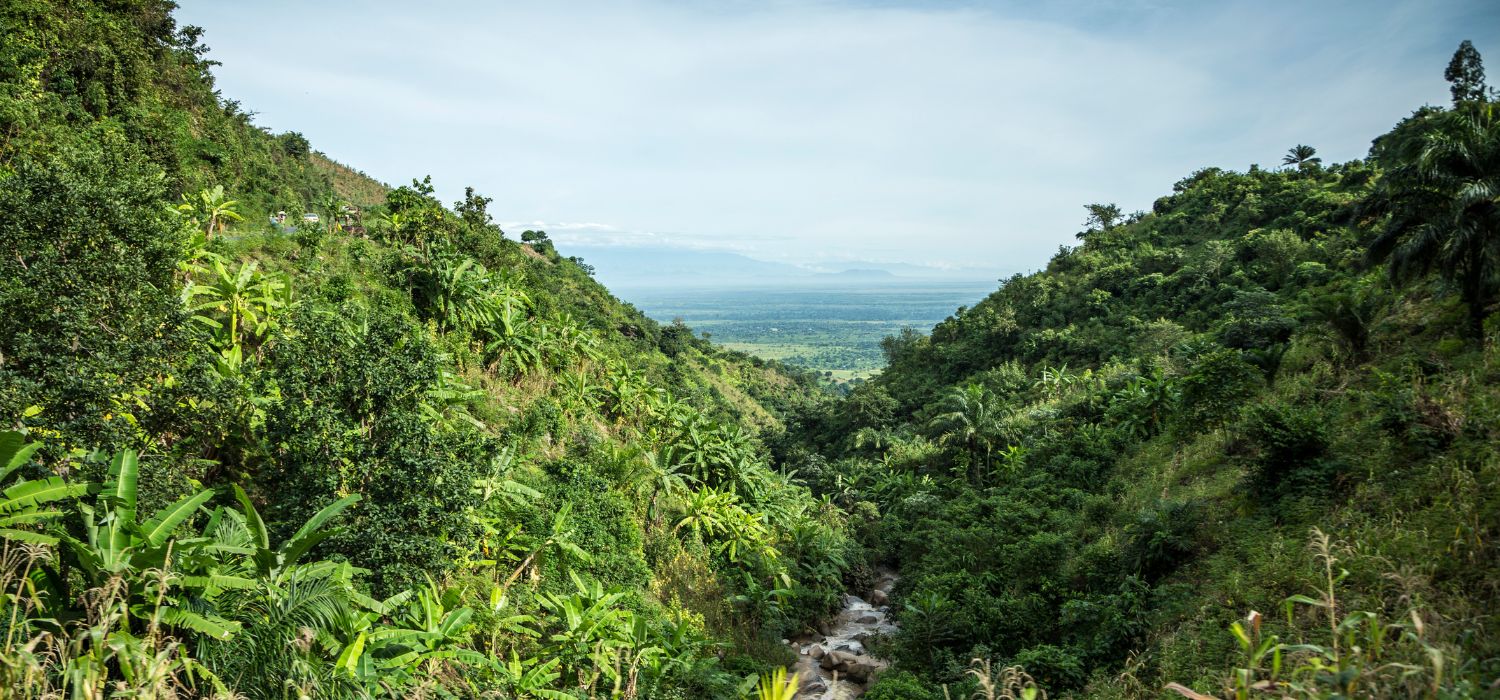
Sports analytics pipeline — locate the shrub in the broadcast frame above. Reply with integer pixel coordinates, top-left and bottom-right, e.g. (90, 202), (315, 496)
(1242, 402), (1340, 501)
(1176, 349), (1262, 430)
(863, 671), (945, 700)
(261, 302), (486, 593)
(1121, 500), (1201, 581)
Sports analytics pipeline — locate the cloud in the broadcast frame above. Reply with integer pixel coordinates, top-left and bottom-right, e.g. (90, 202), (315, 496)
(177, 0), (1492, 270)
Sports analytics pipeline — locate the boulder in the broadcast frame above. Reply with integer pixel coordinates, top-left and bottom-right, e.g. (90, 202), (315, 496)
(834, 641), (864, 655)
(870, 589), (888, 605)
(821, 650), (857, 670)
(798, 677), (828, 696)
(808, 644), (825, 660)
(856, 614), (879, 624)
(844, 659), (880, 682)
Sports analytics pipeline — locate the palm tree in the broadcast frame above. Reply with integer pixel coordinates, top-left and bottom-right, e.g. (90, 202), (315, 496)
(1282, 144), (1321, 168)
(928, 383), (1002, 486)
(1364, 101), (1500, 340)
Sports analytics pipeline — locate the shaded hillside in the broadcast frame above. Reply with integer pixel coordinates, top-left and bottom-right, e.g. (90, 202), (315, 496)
(788, 91), (1500, 696)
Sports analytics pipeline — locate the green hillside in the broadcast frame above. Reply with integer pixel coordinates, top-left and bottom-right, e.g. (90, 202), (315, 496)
(2, 2), (1499, 699)
(1, 3), (852, 698)
(784, 58), (1500, 698)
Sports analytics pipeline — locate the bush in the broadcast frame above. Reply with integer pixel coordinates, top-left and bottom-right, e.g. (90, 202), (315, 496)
(1010, 643), (1086, 691)
(863, 670), (945, 700)
(1242, 402), (1340, 501)
(1176, 349), (1262, 430)
(1121, 500), (1201, 581)
(261, 302), (486, 593)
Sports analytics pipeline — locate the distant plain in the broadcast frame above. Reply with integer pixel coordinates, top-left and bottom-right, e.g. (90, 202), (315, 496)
(616, 281), (998, 381)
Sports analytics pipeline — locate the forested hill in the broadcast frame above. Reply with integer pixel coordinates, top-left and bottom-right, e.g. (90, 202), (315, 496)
(781, 47), (1500, 698)
(1, 2), (856, 698)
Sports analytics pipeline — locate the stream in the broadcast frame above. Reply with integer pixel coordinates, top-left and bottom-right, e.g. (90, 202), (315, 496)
(788, 570), (900, 699)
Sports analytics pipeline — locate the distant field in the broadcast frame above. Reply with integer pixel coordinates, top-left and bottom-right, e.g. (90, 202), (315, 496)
(619, 281), (996, 381)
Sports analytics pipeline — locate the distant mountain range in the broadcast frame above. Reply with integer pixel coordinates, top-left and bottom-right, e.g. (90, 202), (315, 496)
(556, 244), (1007, 291)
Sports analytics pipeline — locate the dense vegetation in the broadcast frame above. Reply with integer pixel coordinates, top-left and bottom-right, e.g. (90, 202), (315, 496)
(783, 41), (1500, 699)
(2, 2), (1498, 699)
(1, 2), (854, 697)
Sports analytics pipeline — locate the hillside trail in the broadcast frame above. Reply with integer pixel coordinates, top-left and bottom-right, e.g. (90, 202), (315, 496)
(789, 569), (900, 699)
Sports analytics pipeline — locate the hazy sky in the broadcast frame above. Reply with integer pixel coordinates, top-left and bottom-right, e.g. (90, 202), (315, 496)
(177, 0), (1496, 273)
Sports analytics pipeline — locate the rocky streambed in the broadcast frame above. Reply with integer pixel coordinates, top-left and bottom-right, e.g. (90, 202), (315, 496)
(789, 570), (899, 699)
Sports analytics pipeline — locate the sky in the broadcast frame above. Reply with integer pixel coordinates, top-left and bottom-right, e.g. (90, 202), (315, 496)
(176, 0), (1497, 275)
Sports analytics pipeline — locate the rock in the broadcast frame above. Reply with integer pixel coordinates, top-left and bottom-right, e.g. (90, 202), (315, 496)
(781, 638), (790, 646)
(844, 659), (880, 682)
(817, 621), (832, 636)
(821, 650), (856, 670)
(870, 589), (888, 605)
(856, 614), (879, 624)
(798, 677), (828, 696)
(834, 641), (865, 655)
(808, 644), (825, 660)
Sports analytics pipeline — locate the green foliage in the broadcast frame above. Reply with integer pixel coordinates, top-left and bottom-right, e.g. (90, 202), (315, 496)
(1242, 403), (1340, 502)
(783, 49), (1500, 696)
(1176, 349), (1263, 430)
(1365, 99), (1500, 339)
(0, 142), (190, 454)
(261, 303), (488, 593)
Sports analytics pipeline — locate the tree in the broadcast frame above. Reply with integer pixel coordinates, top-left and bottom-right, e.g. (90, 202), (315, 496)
(456, 186), (496, 232)
(1079, 203), (1123, 239)
(1445, 40), (1488, 104)
(1281, 144), (1321, 168)
(278, 131), (311, 159)
(1365, 101), (1500, 339)
(928, 383), (1002, 486)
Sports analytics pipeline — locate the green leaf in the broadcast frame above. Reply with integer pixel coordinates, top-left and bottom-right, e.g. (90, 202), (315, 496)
(0, 431), (42, 481)
(157, 606), (241, 641)
(438, 607), (473, 639)
(140, 489), (215, 547)
(335, 632), (367, 677)
(107, 449), (139, 516)
(0, 528), (58, 545)
(0, 510), (61, 527)
(232, 485), (270, 553)
(278, 527), (340, 569)
(2, 477), (90, 511)
(289, 493), (361, 546)
(178, 573), (257, 591)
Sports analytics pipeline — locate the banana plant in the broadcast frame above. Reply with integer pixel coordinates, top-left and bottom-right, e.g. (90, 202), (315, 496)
(538, 572), (635, 692)
(0, 431), (93, 545)
(57, 448), (232, 639)
(420, 365), (488, 431)
(176, 185), (243, 236)
(187, 259), (288, 358)
(229, 484), (360, 582)
(499, 503), (591, 591)
(557, 369), (603, 417)
(366, 577), (484, 679)
(492, 652), (577, 700)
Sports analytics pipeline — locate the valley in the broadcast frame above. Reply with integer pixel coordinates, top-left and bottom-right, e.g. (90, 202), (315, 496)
(2, 3), (1498, 699)
(611, 281), (997, 383)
